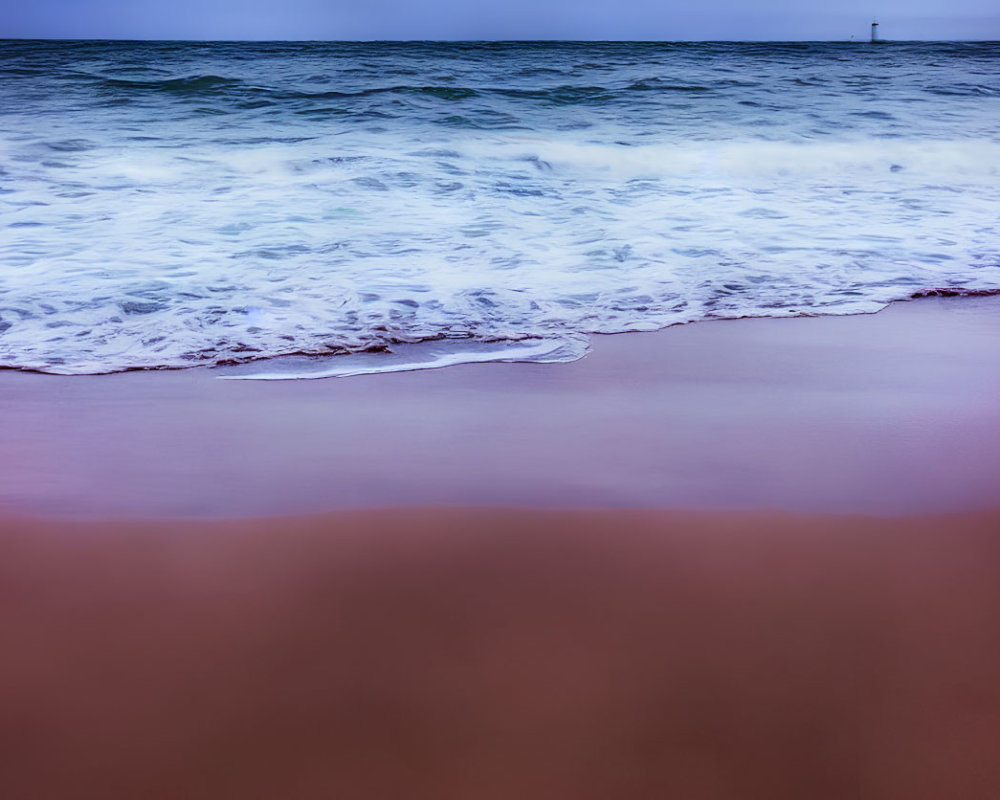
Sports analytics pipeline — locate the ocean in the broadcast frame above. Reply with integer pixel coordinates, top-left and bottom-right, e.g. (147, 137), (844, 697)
(1, 40), (998, 377)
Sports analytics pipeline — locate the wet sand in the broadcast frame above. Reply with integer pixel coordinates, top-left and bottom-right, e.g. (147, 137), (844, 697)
(1, 295), (999, 518)
(1, 296), (999, 798)
(2, 508), (1000, 800)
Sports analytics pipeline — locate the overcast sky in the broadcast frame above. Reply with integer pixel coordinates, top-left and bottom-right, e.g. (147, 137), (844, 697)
(2, 0), (998, 41)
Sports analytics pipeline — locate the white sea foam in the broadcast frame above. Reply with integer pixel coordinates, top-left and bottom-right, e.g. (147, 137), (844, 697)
(1, 41), (998, 375)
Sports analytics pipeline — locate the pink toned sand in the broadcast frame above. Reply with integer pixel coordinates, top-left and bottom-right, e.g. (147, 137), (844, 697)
(1, 296), (999, 798)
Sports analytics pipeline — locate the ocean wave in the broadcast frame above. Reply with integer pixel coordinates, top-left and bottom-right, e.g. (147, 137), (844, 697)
(926, 83), (1000, 97)
(103, 74), (245, 93)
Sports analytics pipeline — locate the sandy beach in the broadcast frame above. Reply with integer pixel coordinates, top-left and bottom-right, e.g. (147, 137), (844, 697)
(3, 508), (1000, 799)
(2, 296), (1000, 798)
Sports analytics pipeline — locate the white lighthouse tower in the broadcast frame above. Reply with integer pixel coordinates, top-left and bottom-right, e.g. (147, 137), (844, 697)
(870, 20), (880, 43)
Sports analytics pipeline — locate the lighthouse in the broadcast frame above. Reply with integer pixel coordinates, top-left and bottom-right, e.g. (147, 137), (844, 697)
(871, 20), (880, 42)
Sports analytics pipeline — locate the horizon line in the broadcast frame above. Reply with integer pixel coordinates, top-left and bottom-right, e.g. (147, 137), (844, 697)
(3, 36), (1000, 43)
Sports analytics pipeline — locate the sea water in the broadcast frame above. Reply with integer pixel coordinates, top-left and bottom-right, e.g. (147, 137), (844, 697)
(1, 40), (998, 376)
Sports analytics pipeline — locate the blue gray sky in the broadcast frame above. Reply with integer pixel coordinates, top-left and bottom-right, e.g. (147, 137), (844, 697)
(2, 0), (998, 40)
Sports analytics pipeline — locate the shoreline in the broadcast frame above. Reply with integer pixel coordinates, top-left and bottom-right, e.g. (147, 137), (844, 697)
(5, 289), (998, 381)
(1, 294), (998, 518)
(6, 288), (1000, 381)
